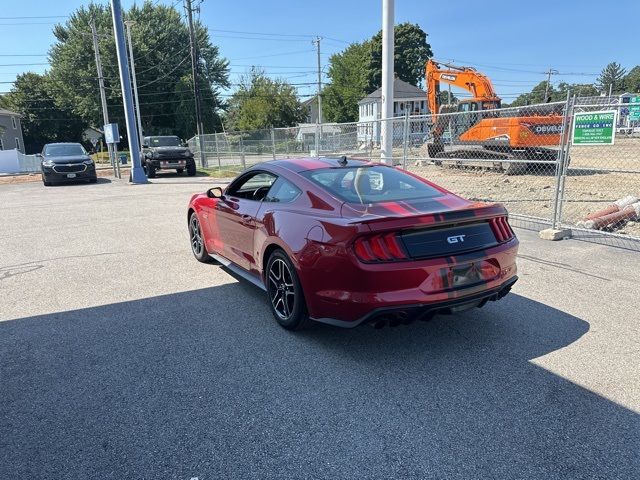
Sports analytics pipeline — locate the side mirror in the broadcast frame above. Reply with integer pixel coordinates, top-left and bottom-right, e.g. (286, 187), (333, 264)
(35, 153), (43, 158)
(207, 186), (224, 198)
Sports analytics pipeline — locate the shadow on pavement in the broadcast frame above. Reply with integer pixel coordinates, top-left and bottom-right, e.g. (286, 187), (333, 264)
(0, 284), (637, 479)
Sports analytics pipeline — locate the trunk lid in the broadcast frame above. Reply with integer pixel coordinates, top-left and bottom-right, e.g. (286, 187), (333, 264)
(342, 197), (510, 259)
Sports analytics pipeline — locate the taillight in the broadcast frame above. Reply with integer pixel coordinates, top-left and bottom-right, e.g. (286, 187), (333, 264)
(353, 233), (408, 262)
(489, 216), (514, 243)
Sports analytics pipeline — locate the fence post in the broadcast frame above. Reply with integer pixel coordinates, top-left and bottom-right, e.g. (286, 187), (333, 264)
(555, 94), (576, 228)
(214, 133), (221, 169)
(314, 123), (320, 158)
(271, 127), (277, 160)
(551, 92), (573, 229)
(240, 136), (246, 170)
(402, 110), (410, 169)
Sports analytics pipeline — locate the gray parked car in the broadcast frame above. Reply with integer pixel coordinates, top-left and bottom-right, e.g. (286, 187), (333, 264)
(38, 142), (97, 186)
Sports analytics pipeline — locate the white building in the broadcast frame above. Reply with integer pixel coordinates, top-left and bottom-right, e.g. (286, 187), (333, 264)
(357, 78), (428, 144)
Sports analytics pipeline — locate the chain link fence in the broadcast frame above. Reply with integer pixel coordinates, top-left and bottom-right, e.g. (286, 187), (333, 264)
(189, 96), (640, 250)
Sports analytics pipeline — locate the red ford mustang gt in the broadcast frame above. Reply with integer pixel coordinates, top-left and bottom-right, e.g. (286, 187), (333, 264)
(187, 157), (518, 330)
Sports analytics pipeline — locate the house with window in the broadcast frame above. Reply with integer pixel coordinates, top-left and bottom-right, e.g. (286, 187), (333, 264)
(357, 78), (428, 145)
(0, 108), (25, 153)
(302, 96), (324, 124)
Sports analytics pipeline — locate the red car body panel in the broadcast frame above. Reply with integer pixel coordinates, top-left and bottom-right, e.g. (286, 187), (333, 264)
(188, 158), (518, 327)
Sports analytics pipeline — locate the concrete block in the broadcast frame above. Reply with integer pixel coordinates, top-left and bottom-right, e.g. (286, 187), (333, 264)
(538, 228), (572, 241)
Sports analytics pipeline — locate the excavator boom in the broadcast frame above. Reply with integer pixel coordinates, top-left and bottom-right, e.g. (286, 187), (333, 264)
(426, 59), (501, 121)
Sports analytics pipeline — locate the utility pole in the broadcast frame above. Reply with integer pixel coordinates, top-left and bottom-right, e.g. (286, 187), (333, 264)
(90, 19), (116, 177)
(544, 68), (558, 102)
(109, 0), (147, 183)
(185, 0), (207, 168)
(312, 36), (322, 158)
(125, 21), (144, 152)
(380, 0), (395, 164)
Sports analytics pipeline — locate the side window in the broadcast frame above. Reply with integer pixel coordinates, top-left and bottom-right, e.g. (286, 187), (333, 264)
(12, 117), (17, 129)
(265, 177), (301, 203)
(227, 171), (277, 200)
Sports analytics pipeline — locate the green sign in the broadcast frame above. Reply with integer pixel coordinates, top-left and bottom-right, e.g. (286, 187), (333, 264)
(629, 96), (640, 121)
(572, 110), (616, 145)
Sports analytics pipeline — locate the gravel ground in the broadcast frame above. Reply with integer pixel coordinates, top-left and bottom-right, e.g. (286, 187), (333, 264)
(0, 177), (638, 479)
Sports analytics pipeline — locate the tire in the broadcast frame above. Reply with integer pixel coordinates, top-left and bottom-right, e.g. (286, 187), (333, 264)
(89, 177), (97, 183)
(189, 212), (212, 263)
(43, 180), (52, 186)
(187, 163), (196, 176)
(176, 168), (184, 174)
(147, 163), (156, 178)
(265, 249), (310, 331)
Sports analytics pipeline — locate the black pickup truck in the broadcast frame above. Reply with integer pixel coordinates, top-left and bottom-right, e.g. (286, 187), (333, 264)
(142, 135), (196, 178)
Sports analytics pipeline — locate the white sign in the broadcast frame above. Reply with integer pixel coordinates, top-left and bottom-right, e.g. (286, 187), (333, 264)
(104, 123), (120, 144)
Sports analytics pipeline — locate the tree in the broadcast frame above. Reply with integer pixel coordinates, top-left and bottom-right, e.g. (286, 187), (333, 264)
(623, 66), (640, 93)
(324, 23), (432, 123)
(1, 73), (85, 153)
(322, 41), (371, 123)
(46, 1), (229, 141)
(596, 62), (626, 94)
(226, 69), (305, 131)
(368, 23), (433, 90)
(508, 81), (600, 107)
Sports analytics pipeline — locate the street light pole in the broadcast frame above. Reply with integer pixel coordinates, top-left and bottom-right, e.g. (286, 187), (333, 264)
(90, 19), (117, 177)
(380, 0), (394, 164)
(109, 0), (147, 184)
(125, 20), (144, 152)
(544, 68), (558, 103)
(312, 36), (322, 158)
(185, 0), (207, 168)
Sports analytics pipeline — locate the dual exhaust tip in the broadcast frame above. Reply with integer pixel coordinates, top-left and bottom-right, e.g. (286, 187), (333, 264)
(368, 285), (512, 329)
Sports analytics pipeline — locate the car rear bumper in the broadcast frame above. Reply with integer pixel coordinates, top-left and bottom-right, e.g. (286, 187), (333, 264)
(300, 237), (519, 326)
(310, 275), (517, 328)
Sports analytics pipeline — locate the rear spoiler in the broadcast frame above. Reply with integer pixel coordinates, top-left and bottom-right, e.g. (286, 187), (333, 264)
(348, 203), (509, 233)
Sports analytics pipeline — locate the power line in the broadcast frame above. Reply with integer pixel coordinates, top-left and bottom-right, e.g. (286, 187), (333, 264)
(0, 15), (68, 19)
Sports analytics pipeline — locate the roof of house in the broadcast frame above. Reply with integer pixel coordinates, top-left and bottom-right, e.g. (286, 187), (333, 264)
(358, 78), (426, 105)
(0, 108), (20, 117)
(302, 96), (317, 107)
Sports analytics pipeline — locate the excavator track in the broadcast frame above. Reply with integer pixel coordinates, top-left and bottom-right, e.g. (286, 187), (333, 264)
(429, 144), (557, 175)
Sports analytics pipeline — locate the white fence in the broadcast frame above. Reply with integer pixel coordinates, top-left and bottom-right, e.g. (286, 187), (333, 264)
(0, 149), (41, 174)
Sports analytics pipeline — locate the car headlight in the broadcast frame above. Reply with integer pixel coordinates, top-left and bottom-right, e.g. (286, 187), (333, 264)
(186, 150), (194, 157)
(83, 159), (94, 166)
(42, 159), (55, 167)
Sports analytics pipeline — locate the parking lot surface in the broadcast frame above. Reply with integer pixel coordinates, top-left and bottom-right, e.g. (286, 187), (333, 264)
(1, 176), (638, 479)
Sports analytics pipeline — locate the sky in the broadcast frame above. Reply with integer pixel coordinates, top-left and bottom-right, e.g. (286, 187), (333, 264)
(1, 0), (639, 102)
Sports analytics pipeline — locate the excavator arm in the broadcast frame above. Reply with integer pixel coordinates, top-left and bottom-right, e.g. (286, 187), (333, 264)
(426, 59), (501, 121)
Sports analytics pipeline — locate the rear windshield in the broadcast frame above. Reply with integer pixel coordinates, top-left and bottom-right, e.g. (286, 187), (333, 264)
(301, 166), (443, 204)
(148, 136), (181, 147)
(43, 144), (86, 157)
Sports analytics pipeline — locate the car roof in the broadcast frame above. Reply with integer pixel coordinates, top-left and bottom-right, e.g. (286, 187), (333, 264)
(44, 142), (83, 146)
(266, 157), (374, 174)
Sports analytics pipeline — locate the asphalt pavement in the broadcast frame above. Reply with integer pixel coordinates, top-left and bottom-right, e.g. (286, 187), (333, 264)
(1, 174), (638, 479)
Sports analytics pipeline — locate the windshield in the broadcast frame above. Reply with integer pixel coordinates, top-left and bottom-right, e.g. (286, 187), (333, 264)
(43, 144), (86, 157)
(301, 166), (443, 204)
(148, 136), (181, 147)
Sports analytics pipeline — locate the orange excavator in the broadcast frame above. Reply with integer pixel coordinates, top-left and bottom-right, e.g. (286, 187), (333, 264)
(425, 59), (564, 173)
